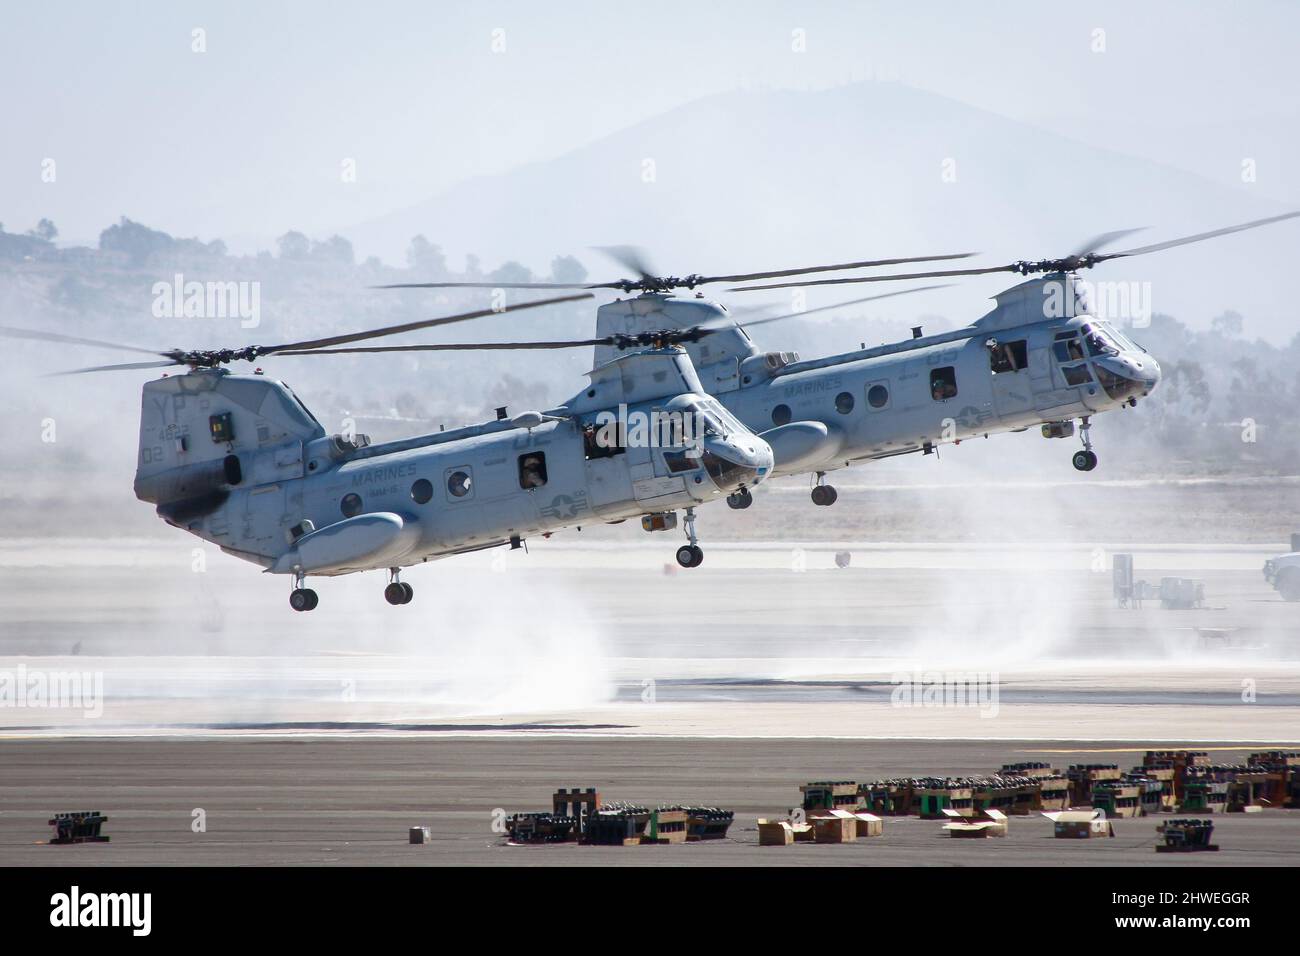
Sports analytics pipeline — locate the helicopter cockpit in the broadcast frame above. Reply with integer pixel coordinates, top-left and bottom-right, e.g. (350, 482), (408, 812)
(1052, 320), (1161, 404)
(661, 396), (773, 491)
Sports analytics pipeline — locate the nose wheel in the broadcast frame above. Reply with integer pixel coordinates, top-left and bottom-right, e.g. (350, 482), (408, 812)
(727, 488), (753, 510)
(675, 507), (704, 568)
(811, 473), (838, 506)
(384, 568), (414, 605)
(1072, 417), (1098, 471)
(289, 572), (318, 612)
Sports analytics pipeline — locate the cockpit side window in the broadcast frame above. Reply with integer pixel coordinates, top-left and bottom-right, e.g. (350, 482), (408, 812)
(1054, 338), (1086, 362)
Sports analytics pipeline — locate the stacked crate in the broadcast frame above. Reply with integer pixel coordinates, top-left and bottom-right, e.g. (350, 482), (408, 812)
(1068, 765), (1121, 806)
(800, 781), (860, 814)
(1092, 781), (1143, 818)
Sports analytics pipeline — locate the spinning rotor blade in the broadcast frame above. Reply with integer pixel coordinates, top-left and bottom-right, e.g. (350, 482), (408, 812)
(254, 293), (593, 355)
(692, 254), (975, 286)
(0, 324), (175, 358)
(593, 244), (658, 281)
(376, 250), (977, 294)
(730, 263), (1016, 292)
(286, 284), (948, 357)
(1093, 211), (1300, 261)
(280, 338), (609, 355)
(16, 293), (592, 373)
(52, 360), (181, 375)
(1070, 228), (1146, 258)
(731, 212), (1300, 292)
(703, 284), (950, 334)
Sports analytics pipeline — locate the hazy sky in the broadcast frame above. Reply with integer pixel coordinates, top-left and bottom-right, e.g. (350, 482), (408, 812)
(3, 0), (1297, 251)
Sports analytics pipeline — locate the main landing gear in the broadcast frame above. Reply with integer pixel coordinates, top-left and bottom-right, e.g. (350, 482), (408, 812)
(811, 472), (838, 507)
(1072, 416), (1098, 472)
(675, 506), (704, 568)
(384, 567), (414, 605)
(289, 571), (318, 612)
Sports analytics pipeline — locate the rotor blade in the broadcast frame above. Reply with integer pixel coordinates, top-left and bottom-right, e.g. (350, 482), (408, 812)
(372, 280), (607, 290)
(279, 338), (610, 355)
(697, 253), (977, 286)
(1071, 228), (1146, 257)
(0, 324), (171, 357)
(258, 293), (594, 354)
(1097, 211), (1300, 261)
(730, 263), (1018, 292)
(713, 284), (952, 333)
(593, 244), (658, 281)
(49, 359), (181, 375)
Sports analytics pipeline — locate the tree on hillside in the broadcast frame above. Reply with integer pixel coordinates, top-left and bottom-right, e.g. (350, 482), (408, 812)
(277, 230), (311, 260)
(1211, 310), (1244, 338)
(488, 260), (533, 284)
(99, 217), (175, 265)
(550, 254), (588, 285)
(311, 235), (354, 264)
(406, 235), (448, 277)
(28, 219), (58, 243)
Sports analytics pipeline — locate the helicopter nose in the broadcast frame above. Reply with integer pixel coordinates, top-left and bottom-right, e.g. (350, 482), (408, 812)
(1142, 356), (1162, 391)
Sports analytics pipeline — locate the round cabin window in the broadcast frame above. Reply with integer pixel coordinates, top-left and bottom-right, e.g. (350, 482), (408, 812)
(340, 493), (363, 518)
(447, 471), (473, 498)
(771, 404), (792, 426)
(867, 384), (889, 408)
(410, 478), (433, 504)
(835, 391), (855, 414)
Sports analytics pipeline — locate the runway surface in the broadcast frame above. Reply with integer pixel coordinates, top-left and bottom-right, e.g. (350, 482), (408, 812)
(1, 737), (1297, 866)
(1, 534), (1296, 865)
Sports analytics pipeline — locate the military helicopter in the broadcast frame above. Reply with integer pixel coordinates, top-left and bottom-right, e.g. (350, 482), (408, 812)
(387, 213), (1298, 507)
(1, 294), (778, 611)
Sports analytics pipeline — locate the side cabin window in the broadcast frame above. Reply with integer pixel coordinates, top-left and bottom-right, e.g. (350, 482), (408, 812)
(930, 366), (958, 402)
(1062, 364), (1092, 387)
(583, 417), (626, 460)
(518, 452), (547, 489)
(1054, 337), (1086, 363)
(662, 450), (700, 474)
(989, 339), (1028, 374)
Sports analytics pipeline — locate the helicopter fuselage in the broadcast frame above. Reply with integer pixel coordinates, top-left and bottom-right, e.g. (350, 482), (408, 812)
(134, 349), (772, 583)
(594, 275), (1161, 481)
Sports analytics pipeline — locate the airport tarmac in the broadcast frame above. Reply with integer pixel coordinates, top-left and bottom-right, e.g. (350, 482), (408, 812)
(1, 533), (1296, 865)
(1, 737), (1298, 866)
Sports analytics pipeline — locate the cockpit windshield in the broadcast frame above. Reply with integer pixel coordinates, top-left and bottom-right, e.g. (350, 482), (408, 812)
(1083, 324), (1121, 358)
(692, 398), (746, 440)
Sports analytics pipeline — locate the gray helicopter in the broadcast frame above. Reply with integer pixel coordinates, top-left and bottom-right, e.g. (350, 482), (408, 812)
(1, 294), (774, 611)
(391, 214), (1297, 507)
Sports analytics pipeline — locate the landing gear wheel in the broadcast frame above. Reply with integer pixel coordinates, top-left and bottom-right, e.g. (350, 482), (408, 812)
(399, 582), (414, 604)
(676, 545), (703, 569)
(385, 582), (407, 605)
(811, 484), (838, 506)
(290, 588), (318, 612)
(1072, 450), (1098, 472)
(727, 489), (753, 510)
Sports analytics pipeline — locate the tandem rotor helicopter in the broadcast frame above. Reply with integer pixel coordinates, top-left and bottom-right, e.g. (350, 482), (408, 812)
(2, 211), (1294, 612)
(385, 212), (1299, 506)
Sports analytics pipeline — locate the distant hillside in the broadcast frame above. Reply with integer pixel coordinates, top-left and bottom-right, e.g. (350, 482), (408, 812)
(349, 82), (1297, 342)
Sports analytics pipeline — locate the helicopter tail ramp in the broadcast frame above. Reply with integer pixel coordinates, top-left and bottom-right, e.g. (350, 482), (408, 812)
(133, 369), (326, 530)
